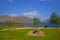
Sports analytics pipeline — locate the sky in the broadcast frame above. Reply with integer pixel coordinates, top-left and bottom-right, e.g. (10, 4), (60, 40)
(0, 0), (60, 20)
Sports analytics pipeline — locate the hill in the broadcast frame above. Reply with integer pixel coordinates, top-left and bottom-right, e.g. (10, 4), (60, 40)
(0, 16), (33, 23)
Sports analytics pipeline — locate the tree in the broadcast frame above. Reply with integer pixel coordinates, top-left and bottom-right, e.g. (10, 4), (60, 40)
(16, 23), (24, 27)
(58, 17), (60, 27)
(33, 17), (40, 33)
(58, 17), (60, 24)
(4, 21), (13, 27)
(49, 12), (60, 27)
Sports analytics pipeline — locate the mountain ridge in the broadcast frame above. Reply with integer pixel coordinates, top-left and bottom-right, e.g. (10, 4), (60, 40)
(0, 15), (51, 23)
(0, 16), (33, 23)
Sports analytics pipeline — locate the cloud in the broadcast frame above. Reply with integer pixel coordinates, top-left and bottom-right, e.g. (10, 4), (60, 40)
(23, 11), (38, 17)
(8, 0), (13, 3)
(6, 14), (17, 17)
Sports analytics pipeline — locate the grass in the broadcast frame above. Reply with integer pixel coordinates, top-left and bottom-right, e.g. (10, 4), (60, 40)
(0, 25), (23, 30)
(0, 29), (60, 40)
(0, 26), (5, 30)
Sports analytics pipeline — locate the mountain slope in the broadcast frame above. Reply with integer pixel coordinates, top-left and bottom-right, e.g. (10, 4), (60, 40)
(0, 16), (33, 23)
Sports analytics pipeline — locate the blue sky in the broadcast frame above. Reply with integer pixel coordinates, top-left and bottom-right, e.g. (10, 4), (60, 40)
(0, 0), (60, 20)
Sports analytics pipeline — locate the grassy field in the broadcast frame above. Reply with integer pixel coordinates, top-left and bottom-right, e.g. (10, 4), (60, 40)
(0, 29), (60, 40)
(0, 25), (23, 30)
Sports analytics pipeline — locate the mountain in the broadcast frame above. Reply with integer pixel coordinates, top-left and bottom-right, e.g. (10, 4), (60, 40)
(12, 16), (33, 23)
(41, 19), (49, 23)
(0, 15), (49, 23)
(0, 16), (33, 23)
(0, 15), (10, 22)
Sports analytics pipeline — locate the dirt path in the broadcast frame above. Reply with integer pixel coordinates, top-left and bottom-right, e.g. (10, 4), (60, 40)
(0, 27), (60, 31)
(0, 27), (36, 31)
